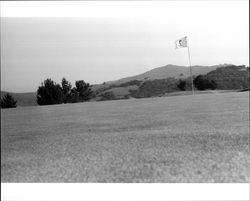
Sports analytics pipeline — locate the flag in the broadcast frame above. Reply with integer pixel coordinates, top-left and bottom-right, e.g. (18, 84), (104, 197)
(175, 36), (188, 49)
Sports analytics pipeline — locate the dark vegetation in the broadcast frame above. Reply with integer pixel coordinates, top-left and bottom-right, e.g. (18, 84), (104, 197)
(110, 80), (143, 88)
(125, 65), (249, 98)
(93, 86), (113, 97)
(193, 75), (217, 90)
(2, 65), (249, 106)
(204, 65), (249, 89)
(37, 78), (92, 105)
(37, 79), (64, 105)
(1, 93), (17, 109)
(177, 79), (186, 91)
(70, 80), (93, 103)
(61, 77), (72, 103)
(99, 91), (117, 101)
(177, 79), (192, 91)
(130, 78), (178, 98)
(176, 65), (249, 91)
(37, 65), (248, 103)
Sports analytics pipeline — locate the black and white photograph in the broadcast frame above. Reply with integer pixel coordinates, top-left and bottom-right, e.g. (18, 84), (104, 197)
(1, 0), (249, 200)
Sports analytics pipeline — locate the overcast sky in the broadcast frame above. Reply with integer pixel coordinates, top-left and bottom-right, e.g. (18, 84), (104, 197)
(1, 1), (249, 92)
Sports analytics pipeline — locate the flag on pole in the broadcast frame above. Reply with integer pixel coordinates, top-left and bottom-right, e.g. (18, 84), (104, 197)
(175, 36), (188, 49)
(175, 35), (195, 95)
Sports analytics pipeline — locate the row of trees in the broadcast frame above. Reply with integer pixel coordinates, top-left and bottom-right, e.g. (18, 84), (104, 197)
(37, 78), (93, 105)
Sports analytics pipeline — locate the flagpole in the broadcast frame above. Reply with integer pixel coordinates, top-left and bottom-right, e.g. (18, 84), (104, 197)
(187, 45), (194, 95)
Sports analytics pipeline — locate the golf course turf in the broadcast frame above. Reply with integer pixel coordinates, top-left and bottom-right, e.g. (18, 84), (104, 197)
(1, 92), (249, 182)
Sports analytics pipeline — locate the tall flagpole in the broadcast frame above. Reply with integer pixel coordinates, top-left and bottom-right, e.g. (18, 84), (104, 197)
(187, 45), (194, 95)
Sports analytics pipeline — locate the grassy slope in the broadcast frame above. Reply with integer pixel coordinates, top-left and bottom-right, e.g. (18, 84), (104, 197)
(105, 85), (138, 98)
(1, 92), (249, 182)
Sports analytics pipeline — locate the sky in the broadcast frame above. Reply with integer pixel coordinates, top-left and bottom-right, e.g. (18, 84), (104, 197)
(1, 1), (249, 92)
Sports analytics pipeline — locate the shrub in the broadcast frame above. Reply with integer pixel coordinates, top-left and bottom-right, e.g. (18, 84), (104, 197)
(177, 80), (186, 91)
(130, 78), (178, 98)
(1, 93), (17, 108)
(100, 91), (116, 101)
(110, 80), (142, 88)
(193, 75), (217, 90)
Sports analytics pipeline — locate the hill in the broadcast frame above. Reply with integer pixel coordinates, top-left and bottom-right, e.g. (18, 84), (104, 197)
(106, 64), (221, 85)
(93, 64), (249, 100)
(1, 91), (37, 107)
(93, 64), (244, 99)
(91, 64), (223, 99)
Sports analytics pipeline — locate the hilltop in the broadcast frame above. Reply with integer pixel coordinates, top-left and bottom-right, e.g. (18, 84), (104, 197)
(106, 64), (221, 85)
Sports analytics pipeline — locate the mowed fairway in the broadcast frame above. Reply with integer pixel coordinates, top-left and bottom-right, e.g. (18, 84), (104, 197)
(1, 92), (249, 182)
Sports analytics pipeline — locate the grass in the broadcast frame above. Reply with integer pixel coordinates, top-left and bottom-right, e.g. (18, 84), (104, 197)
(1, 92), (249, 182)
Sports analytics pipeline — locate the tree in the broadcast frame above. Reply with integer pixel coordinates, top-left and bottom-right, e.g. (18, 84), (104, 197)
(1, 93), (17, 108)
(209, 80), (217, 90)
(193, 75), (204, 90)
(37, 78), (63, 105)
(69, 88), (80, 103)
(61, 77), (72, 103)
(74, 80), (93, 102)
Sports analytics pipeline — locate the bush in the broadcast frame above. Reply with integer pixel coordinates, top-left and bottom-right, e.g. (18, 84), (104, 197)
(99, 91), (116, 101)
(110, 80), (142, 88)
(193, 75), (217, 90)
(177, 80), (186, 91)
(130, 78), (178, 98)
(1, 93), (17, 108)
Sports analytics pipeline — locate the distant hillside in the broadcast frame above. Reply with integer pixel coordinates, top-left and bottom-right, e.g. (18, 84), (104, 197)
(134, 65), (249, 98)
(106, 64), (222, 86)
(92, 64), (226, 99)
(1, 91), (37, 107)
(91, 64), (221, 96)
(93, 64), (249, 100)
